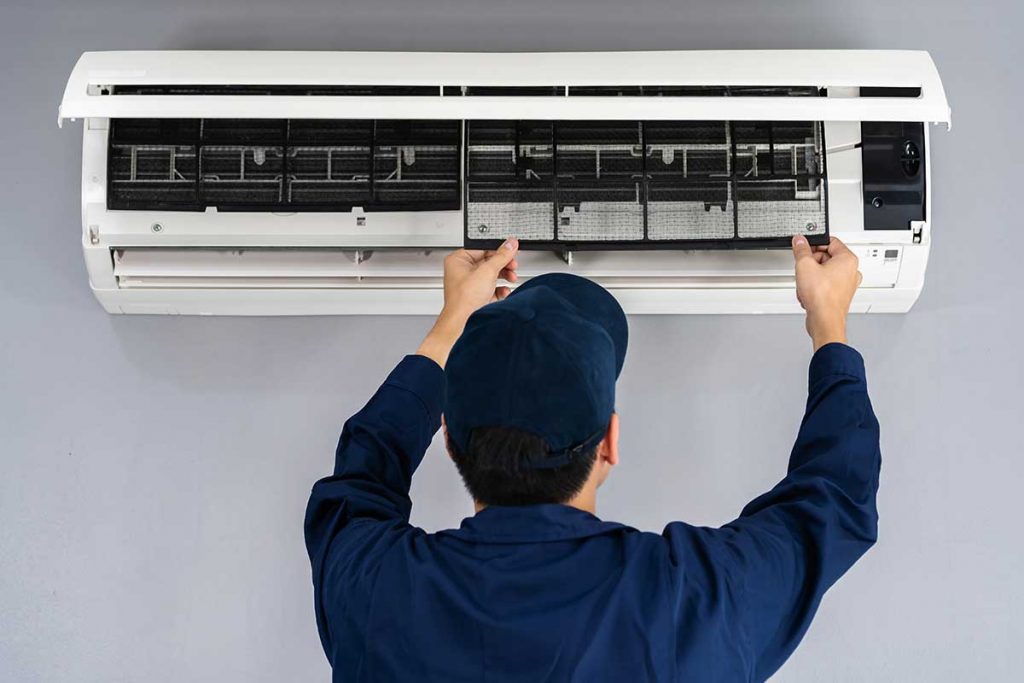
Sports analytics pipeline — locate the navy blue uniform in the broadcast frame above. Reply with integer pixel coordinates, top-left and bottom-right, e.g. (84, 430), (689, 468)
(305, 343), (880, 682)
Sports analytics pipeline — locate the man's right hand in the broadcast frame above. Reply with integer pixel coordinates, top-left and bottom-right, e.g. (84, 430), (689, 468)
(415, 238), (519, 368)
(792, 235), (862, 351)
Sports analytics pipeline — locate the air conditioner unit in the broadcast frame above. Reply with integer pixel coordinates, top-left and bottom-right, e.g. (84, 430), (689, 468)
(58, 50), (949, 315)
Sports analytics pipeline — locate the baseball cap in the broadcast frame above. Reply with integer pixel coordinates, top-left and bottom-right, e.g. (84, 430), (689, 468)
(445, 273), (628, 469)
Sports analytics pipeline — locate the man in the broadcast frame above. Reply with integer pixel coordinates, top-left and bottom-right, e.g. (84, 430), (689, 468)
(305, 235), (879, 682)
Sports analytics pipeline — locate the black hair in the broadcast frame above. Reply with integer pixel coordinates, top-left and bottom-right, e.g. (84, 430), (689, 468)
(448, 426), (599, 506)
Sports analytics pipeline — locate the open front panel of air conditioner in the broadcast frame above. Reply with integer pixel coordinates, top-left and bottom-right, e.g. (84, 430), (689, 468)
(60, 50), (948, 314)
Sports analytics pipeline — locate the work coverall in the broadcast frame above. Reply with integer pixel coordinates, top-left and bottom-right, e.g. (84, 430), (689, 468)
(305, 343), (881, 682)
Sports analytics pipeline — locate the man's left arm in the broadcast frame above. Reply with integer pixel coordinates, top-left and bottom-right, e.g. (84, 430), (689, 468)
(303, 240), (519, 662)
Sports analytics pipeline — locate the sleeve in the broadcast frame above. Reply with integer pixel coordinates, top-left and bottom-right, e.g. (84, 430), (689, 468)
(665, 343), (881, 681)
(303, 354), (446, 662)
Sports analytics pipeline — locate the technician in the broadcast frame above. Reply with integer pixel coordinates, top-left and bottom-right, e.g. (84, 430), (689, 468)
(305, 234), (879, 682)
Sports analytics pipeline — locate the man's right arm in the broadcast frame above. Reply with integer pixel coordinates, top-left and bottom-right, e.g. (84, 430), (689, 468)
(664, 237), (880, 680)
(792, 233), (864, 352)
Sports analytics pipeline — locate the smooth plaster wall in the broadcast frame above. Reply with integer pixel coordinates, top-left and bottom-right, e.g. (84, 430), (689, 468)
(1, 0), (1022, 680)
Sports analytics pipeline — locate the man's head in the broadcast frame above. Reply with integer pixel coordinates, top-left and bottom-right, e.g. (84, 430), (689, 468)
(444, 273), (628, 508)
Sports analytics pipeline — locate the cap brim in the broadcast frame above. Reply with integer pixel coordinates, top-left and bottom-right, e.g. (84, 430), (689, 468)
(511, 273), (628, 377)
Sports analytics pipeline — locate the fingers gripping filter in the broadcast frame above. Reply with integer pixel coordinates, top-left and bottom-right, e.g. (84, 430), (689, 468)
(445, 274), (628, 469)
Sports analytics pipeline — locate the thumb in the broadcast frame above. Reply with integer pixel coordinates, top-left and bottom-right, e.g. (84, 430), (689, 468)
(791, 234), (814, 263)
(485, 238), (519, 272)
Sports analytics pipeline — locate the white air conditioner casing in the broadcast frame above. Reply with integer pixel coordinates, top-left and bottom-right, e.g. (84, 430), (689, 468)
(60, 50), (949, 315)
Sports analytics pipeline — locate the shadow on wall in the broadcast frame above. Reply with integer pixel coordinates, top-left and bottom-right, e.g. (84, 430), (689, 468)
(161, 6), (860, 53)
(106, 313), (435, 394)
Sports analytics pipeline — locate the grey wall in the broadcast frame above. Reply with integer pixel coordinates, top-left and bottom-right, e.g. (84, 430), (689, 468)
(2, 0), (1022, 680)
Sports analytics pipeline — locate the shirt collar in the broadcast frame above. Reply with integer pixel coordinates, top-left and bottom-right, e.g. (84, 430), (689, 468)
(439, 503), (629, 544)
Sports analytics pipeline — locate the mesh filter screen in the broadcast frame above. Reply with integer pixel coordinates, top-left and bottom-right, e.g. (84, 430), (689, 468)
(106, 112), (828, 248)
(556, 184), (645, 242)
(287, 146), (370, 204)
(200, 146), (284, 204)
(108, 144), (199, 206)
(467, 203), (555, 241)
(647, 182), (735, 240)
(466, 185), (554, 241)
(735, 179), (826, 239)
(107, 118), (461, 212)
(465, 117), (827, 248)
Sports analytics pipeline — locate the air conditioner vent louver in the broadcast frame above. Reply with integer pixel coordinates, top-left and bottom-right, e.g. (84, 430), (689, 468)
(566, 86), (823, 97)
(109, 85), (445, 96)
(105, 84), (833, 98)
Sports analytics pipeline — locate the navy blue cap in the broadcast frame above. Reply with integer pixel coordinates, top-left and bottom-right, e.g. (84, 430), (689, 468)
(445, 273), (628, 469)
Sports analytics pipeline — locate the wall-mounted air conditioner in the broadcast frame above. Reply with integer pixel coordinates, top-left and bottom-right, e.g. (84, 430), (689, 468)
(58, 50), (949, 314)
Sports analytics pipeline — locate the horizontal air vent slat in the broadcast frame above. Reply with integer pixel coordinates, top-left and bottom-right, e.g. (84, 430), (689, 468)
(112, 248), (804, 279)
(108, 247), (898, 294)
(105, 85), (851, 98)
(116, 275), (798, 290)
(110, 85), (444, 96)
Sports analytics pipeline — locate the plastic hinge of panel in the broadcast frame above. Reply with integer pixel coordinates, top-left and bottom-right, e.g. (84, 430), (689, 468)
(344, 249), (372, 264)
(910, 220), (928, 244)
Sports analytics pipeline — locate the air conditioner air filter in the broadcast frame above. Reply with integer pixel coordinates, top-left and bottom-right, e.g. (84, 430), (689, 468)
(464, 117), (828, 249)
